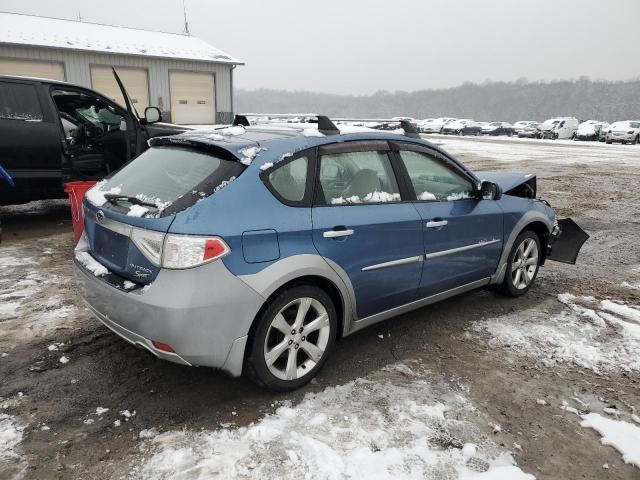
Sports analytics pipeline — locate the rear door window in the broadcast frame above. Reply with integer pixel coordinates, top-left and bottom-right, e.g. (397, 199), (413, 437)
(0, 82), (43, 121)
(317, 150), (400, 205)
(97, 146), (245, 216)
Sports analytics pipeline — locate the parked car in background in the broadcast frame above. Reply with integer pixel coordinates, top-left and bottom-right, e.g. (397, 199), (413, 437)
(442, 119), (481, 136)
(417, 119), (434, 133)
(605, 120), (640, 144)
(481, 122), (514, 136)
(517, 124), (540, 138)
(574, 120), (609, 141)
(513, 121), (538, 136)
(537, 117), (579, 139)
(0, 70), (188, 206)
(598, 125), (608, 142)
(74, 115), (586, 391)
(421, 117), (456, 134)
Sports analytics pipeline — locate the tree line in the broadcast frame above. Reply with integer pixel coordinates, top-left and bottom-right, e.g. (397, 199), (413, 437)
(235, 77), (640, 123)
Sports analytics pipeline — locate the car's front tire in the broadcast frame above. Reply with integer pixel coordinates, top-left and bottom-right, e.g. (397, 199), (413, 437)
(499, 230), (541, 297)
(245, 284), (337, 391)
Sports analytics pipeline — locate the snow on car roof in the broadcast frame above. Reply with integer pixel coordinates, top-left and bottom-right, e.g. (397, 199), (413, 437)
(0, 12), (243, 65)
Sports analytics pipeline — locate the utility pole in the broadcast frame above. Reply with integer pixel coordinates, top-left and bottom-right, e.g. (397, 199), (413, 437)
(182, 0), (190, 36)
(76, 11), (83, 22)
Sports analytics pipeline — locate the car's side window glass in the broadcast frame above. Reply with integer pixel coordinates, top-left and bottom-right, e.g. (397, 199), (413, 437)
(318, 150), (400, 205)
(267, 156), (308, 203)
(0, 82), (43, 122)
(399, 150), (474, 201)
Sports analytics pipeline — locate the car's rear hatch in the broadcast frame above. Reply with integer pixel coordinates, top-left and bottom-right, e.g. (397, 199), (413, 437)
(80, 140), (248, 285)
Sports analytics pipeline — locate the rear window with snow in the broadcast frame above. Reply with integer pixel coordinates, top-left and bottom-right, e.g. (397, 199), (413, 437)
(97, 146), (244, 216)
(0, 82), (43, 121)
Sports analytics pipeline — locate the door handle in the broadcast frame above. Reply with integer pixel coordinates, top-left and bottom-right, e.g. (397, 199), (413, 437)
(426, 220), (448, 228)
(323, 229), (354, 238)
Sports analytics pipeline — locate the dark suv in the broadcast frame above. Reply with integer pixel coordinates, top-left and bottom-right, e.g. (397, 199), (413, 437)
(0, 69), (188, 206)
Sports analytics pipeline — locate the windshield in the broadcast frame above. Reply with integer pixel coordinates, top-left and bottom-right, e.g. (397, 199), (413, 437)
(100, 146), (245, 216)
(630, 122), (640, 128)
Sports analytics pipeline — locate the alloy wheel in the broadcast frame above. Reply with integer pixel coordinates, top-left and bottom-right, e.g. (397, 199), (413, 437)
(511, 238), (539, 290)
(263, 297), (331, 381)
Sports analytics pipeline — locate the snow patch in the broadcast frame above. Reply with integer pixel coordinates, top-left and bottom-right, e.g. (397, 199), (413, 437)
(75, 251), (109, 277)
(217, 126), (245, 136)
(127, 204), (149, 218)
(134, 363), (532, 480)
(85, 181), (122, 207)
(331, 191), (401, 205)
(260, 162), (274, 172)
(580, 413), (640, 468)
(238, 146), (262, 166)
(472, 294), (640, 373)
(418, 191), (437, 201)
(0, 414), (26, 476)
(302, 128), (325, 137)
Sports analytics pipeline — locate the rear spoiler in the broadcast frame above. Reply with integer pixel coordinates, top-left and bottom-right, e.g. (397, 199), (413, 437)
(232, 114), (420, 138)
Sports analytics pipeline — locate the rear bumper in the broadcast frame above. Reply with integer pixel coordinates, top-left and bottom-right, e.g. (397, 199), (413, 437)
(74, 254), (265, 376)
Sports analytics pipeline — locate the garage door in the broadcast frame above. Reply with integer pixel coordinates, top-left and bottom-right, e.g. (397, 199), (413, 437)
(170, 71), (216, 124)
(0, 58), (65, 80)
(91, 66), (149, 112)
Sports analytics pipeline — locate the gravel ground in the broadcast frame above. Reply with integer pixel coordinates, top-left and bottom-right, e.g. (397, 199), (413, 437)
(1, 136), (639, 480)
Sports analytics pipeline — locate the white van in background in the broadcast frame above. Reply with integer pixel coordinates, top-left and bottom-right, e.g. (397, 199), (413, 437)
(538, 117), (579, 139)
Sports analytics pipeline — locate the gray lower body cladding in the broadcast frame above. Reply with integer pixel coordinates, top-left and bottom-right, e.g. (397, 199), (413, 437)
(74, 257), (265, 376)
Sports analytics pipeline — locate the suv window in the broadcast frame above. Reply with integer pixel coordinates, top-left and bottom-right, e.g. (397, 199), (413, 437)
(267, 156), (309, 203)
(317, 150), (400, 205)
(399, 150), (474, 201)
(0, 82), (43, 121)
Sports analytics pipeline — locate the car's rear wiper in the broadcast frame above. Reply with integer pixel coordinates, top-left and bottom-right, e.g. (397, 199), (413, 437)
(103, 194), (158, 209)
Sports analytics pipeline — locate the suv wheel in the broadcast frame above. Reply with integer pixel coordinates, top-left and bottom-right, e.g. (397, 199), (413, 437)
(499, 230), (541, 297)
(245, 285), (337, 391)
(634, 135), (639, 145)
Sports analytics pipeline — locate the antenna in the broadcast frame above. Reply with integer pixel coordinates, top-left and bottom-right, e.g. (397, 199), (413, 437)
(182, 0), (190, 36)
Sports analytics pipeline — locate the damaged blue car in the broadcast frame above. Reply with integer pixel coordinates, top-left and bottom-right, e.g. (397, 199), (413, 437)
(74, 115), (588, 391)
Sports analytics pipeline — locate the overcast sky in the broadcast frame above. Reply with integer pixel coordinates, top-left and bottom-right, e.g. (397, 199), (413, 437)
(1, 0), (639, 94)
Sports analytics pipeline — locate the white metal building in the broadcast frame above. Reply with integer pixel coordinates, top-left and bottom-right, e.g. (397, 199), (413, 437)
(0, 12), (243, 124)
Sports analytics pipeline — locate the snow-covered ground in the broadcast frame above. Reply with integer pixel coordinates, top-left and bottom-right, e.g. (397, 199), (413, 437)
(428, 135), (640, 165)
(132, 362), (532, 480)
(0, 414), (26, 480)
(580, 413), (640, 469)
(471, 293), (640, 373)
(0, 234), (82, 350)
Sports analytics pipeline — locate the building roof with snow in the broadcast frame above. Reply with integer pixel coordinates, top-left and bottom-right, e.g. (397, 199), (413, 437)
(0, 12), (243, 65)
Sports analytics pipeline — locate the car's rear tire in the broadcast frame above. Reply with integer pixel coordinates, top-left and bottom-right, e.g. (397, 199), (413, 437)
(499, 230), (541, 297)
(245, 284), (337, 391)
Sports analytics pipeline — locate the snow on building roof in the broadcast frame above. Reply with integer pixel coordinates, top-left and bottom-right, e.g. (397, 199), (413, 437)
(0, 12), (243, 65)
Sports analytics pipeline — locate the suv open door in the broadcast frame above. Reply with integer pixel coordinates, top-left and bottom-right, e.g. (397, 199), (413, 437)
(112, 67), (145, 160)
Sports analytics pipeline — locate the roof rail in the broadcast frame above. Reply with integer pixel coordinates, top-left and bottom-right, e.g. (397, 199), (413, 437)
(233, 114), (420, 138)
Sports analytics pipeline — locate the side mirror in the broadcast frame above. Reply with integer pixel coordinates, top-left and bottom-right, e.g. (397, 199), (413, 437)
(480, 181), (502, 201)
(144, 107), (162, 124)
(119, 120), (127, 132)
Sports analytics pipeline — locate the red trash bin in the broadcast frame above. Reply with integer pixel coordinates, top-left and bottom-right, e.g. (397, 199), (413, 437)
(64, 181), (97, 242)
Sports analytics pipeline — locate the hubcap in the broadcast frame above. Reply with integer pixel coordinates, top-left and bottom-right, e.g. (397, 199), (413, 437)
(263, 297), (330, 381)
(511, 238), (539, 290)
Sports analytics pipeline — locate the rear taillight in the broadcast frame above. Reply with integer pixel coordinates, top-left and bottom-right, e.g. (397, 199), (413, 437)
(162, 235), (230, 269)
(131, 228), (165, 266)
(131, 229), (230, 270)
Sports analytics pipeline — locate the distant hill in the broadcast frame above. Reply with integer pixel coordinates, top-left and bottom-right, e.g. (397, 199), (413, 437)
(235, 77), (640, 123)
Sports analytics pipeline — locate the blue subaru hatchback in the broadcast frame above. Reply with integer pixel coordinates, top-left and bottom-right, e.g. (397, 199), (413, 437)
(74, 116), (587, 390)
